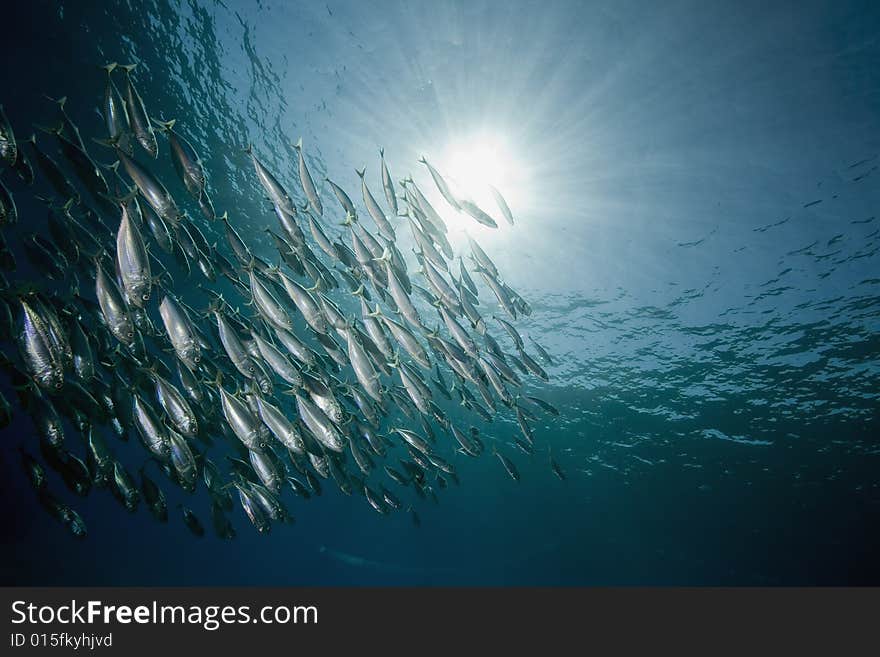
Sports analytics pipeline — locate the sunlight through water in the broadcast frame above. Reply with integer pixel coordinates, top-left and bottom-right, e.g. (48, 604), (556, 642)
(434, 133), (529, 235)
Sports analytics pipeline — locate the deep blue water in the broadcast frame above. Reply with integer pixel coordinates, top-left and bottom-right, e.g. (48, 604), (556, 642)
(1, 0), (879, 585)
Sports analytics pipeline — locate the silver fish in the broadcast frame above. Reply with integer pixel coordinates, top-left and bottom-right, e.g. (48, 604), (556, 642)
(113, 147), (181, 225)
(295, 392), (345, 452)
(488, 184), (514, 226)
(151, 370), (198, 438)
(254, 395), (305, 455)
(343, 328), (382, 403)
(468, 236), (498, 278)
(379, 148), (398, 216)
(215, 310), (256, 378)
(273, 326), (318, 369)
(245, 144), (298, 218)
(141, 200), (174, 253)
(326, 177), (357, 218)
(376, 308), (431, 369)
(101, 63), (131, 153)
(249, 448), (284, 494)
(168, 428), (197, 489)
(458, 198), (498, 229)
(294, 138), (322, 216)
(219, 386), (268, 450)
(0, 104), (17, 165)
(154, 119), (206, 200)
(115, 202), (151, 307)
(118, 64), (158, 158)
(251, 332), (302, 387)
(16, 298), (64, 391)
(249, 270), (295, 332)
(357, 167), (395, 240)
(69, 317), (94, 381)
(278, 271), (327, 334)
(95, 261), (135, 347)
(132, 393), (169, 459)
(234, 481), (271, 533)
(383, 259), (422, 329)
(482, 271), (517, 319)
(419, 156), (460, 211)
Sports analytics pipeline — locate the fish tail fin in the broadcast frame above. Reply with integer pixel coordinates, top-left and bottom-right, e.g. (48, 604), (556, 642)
(209, 370), (224, 389)
(98, 185), (137, 208)
(371, 247), (391, 264)
(119, 63), (137, 73)
(418, 156), (427, 165)
(60, 197), (78, 214)
(102, 62), (118, 74)
(34, 122), (63, 136)
(367, 304), (383, 318)
(355, 167), (366, 179)
(351, 284), (364, 298)
(151, 267), (173, 288)
(243, 143), (253, 155)
(294, 137), (302, 151)
(43, 94), (67, 109)
(202, 296), (224, 319)
(341, 212), (355, 226)
(151, 118), (176, 132)
(92, 136), (120, 149)
(98, 160), (120, 174)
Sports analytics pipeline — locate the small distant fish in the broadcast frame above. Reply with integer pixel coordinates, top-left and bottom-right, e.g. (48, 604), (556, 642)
(180, 506), (205, 537)
(488, 184), (514, 226)
(493, 447), (520, 482)
(550, 455), (565, 481)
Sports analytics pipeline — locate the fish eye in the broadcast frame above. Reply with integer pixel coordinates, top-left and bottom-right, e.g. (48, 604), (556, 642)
(55, 381), (63, 389)
(142, 293), (149, 300)
(127, 331), (134, 338)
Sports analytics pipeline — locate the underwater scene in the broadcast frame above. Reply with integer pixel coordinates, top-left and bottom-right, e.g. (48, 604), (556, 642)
(0, 0), (878, 585)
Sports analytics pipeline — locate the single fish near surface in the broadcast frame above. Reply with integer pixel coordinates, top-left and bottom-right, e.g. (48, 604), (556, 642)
(489, 184), (514, 226)
(118, 64), (158, 158)
(154, 118), (208, 203)
(419, 156), (461, 211)
(379, 148), (398, 216)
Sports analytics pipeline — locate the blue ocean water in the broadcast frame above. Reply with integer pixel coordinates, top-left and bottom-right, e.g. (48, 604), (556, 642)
(0, 0), (878, 585)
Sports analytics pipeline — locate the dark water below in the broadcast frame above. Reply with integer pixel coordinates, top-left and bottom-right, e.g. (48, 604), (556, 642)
(0, 0), (878, 585)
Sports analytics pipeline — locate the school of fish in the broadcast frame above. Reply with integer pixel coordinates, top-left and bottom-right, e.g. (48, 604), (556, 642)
(0, 62), (562, 540)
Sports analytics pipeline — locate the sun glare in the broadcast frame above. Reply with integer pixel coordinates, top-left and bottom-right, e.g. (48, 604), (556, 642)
(435, 134), (526, 233)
